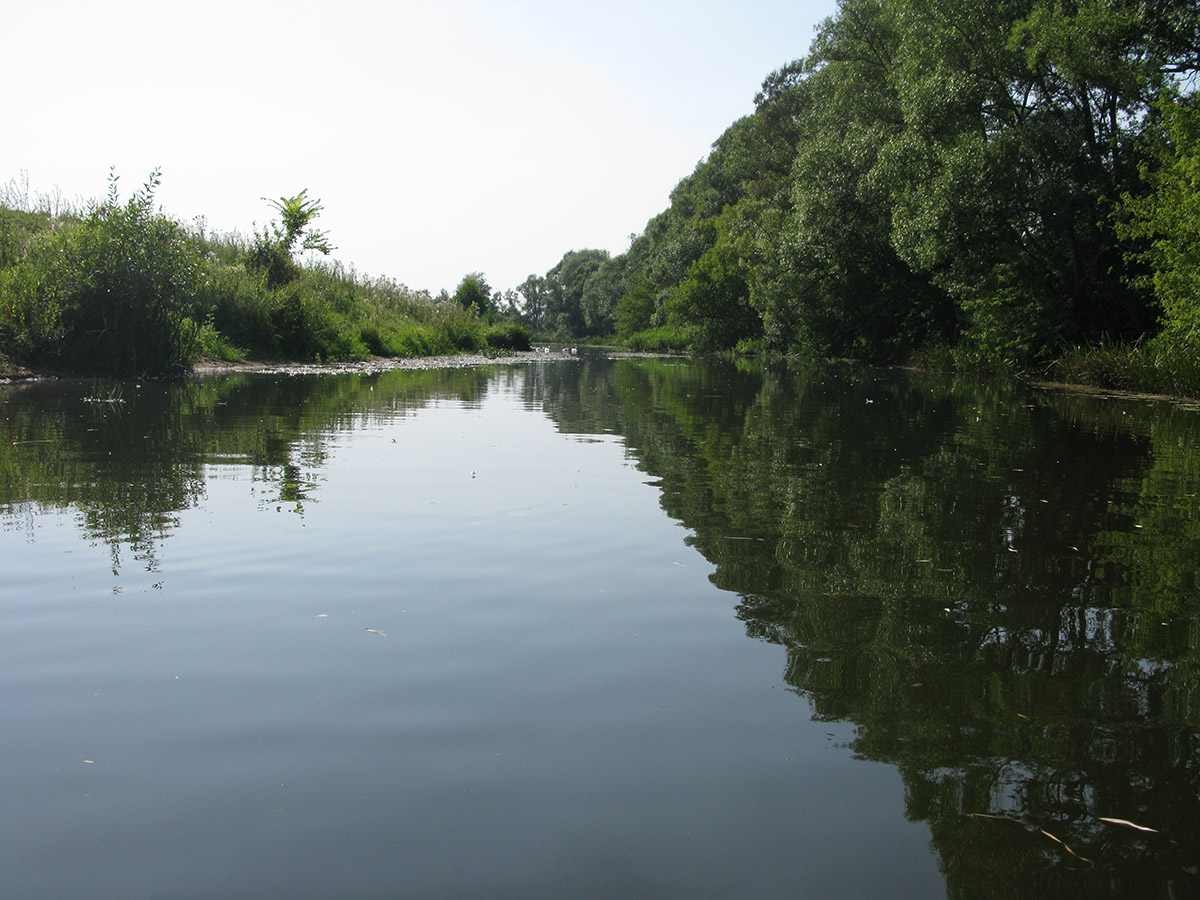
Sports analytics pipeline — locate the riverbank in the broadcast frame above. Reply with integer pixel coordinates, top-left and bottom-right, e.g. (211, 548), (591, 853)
(8, 349), (1200, 411)
(0, 349), (585, 384)
(189, 349), (583, 377)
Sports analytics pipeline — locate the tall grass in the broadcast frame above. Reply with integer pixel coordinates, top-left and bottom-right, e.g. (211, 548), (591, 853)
(1049, 336), (1200, 397)
(909, 342), (1027, 376)
(913, 335), (1200, 398)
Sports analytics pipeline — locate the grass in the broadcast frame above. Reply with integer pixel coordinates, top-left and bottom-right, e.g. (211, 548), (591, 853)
(909, 342), (1027, 376)
(908, 335), (1200, 399)
(1048, 335), (1200, 397)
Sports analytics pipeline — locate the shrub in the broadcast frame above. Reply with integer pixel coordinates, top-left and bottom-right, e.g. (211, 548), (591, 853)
(0, 170), (202, 376)
(481, 322), (532, 351)
(623, 324), (698, 352)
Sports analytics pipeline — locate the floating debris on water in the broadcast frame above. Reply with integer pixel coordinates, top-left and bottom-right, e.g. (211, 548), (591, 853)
(969, 813), (1093, 867)
(1097, 817), (1159, 833)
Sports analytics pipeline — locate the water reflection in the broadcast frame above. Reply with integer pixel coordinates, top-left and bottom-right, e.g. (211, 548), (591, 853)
(1, 367), (500, 568)
(2, 357), (1199, 898)
(528, 357), (1200, 899)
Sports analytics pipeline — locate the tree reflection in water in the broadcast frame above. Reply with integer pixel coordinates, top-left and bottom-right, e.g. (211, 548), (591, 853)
(2, 356), (1198, 898)
(532, 357), (1200, 900)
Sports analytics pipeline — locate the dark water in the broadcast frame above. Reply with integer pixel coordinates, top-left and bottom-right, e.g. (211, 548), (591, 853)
(2, 355), (1198, 900)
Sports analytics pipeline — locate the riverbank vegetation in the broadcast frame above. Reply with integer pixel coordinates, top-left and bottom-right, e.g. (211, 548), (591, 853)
(0, 172), (529, 378)
(3, 1), (1196, 392)
(511, 0), (1199, 395)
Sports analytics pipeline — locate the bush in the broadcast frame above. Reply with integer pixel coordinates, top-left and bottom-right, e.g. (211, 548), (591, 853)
(0, 171), (202, 376)
(481, 322), (532, 351)
(623, 324), (698, 352)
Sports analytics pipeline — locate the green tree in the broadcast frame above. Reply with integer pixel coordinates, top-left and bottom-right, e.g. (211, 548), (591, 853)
(579, 255), (628, 335)
(1118, 94), (1200, 347)
(452, 272), (493, 317)
(879, 0), (1196, 359)
(266, 189), (334, 256)
(544, 249), (608, 337)
(764, 0), (955, 359)
(248, 189), (334, 288)
(668, 214), (759, 349)
(614, 276), (657, 337)
(517, 273), (550, 331)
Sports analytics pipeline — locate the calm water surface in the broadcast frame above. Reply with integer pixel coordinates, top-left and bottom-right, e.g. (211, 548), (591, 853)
(2, 355), (1198, 899)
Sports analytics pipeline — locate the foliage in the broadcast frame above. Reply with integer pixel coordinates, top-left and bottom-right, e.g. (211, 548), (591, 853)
(534, 0), (1197, 384)
(544, 249), (610, 337)
(265, 189), (334, 256)
(910, 342), (1027, 376)
(667, 216), (759, 350)
(1050, 336), (1200, 396)
(614, 276), (657, 338)
(578, 254), (626, 335)
(0, 207), (58, 268)
(247, 189), (334, 288)
(452, 272), (493, 317)
(516, 273), (550, 331)
(0, 175), (517, 374)
(0, 170), (202, 376)
(480, 321), (532, 352)
(622, 323), (700, 352)
(1117, 94), (1200, 348)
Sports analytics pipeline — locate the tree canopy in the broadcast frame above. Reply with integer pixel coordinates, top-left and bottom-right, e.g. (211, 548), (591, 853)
(526, 0), (1200, 367)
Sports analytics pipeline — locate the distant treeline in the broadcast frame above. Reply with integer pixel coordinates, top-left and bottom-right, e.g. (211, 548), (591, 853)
(0, 172), (529, 377)
(513, 0), (1200, 392)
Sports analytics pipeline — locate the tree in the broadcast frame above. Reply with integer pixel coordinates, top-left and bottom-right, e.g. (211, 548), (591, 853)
(524, 0), (1199, 361)
(517, 274), (550, 330)
(452, 272), (493, 317)
(579, 255), (628, 335)
(874, 0), (1195, 359)
(544, 249), (608, 337)
(614, 276), (657, 337)
(493, 288), (522, 321)
(668, 213), (760, 349)
(249, 189), (334, 288)
(1117, 94), (1200, 347)
(264, 189), (334, 256)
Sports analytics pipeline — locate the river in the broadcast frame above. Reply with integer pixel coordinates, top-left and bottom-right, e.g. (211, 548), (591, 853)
(1, 353), (1197, 899)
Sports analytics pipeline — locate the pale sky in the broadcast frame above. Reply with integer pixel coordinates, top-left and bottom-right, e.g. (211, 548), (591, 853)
(3, 0), (834, 295)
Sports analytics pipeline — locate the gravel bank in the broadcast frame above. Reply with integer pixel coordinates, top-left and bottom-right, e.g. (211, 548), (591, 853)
(189, 349), (583, 377)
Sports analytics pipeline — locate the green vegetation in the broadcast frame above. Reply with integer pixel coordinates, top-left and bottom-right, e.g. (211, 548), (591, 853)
(0, 174), (529, 377)
(0, 170), (203, 377)
(511, 0), (1200, 395)
(4, 1), (1195, 390)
